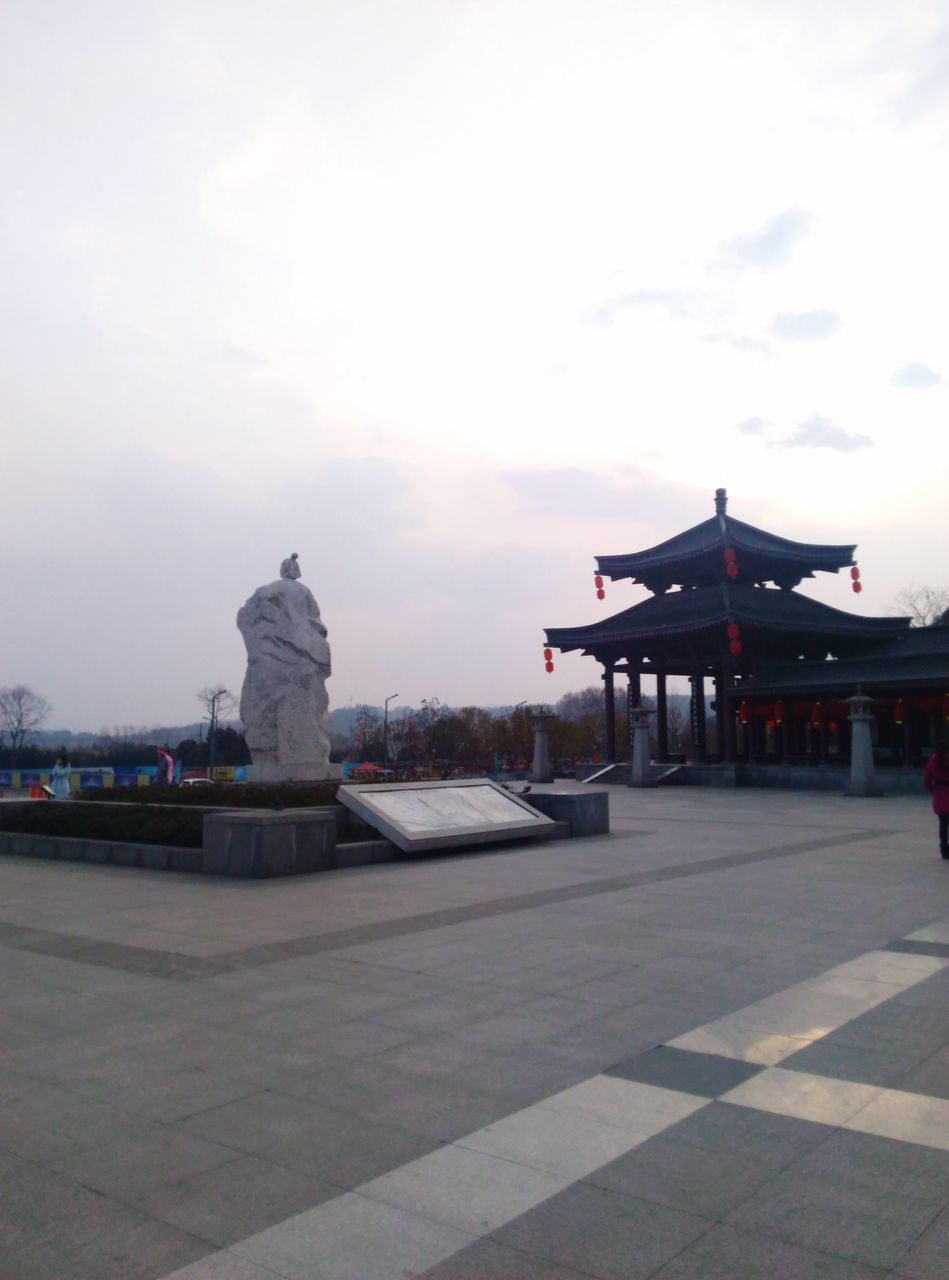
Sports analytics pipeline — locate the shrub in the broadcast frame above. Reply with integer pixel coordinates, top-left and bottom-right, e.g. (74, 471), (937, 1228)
(75, 782), (340, 808)
(0, 802), (204, 848)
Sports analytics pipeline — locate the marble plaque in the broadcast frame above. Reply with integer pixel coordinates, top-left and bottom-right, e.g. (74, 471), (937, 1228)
(338, 779), (556, 852)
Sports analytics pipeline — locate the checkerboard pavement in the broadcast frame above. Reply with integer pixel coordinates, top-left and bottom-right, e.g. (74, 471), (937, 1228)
(1, 786), (947, 1279)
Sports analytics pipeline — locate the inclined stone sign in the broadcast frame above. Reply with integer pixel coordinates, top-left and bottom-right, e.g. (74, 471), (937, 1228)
(339, 779), (556, 853)
(237, 554), (338, 782)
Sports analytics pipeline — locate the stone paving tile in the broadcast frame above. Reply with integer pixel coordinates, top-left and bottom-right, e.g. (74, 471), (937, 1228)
(586, 1128), (799, 1219)
(231, 1191), (476, 1280)
(649, 1222), (889, 1279)
(725, 1129), (949, 1270)
(894, 1202), (949, 1278)
(362, 1143), (573, 1237)
(0, 1074), (161, 1163)
(257, 1104), (444, 1188)
(889, 971), (949, 1010)
(607, 1046), (763, 1098)
(0, 1162), (212, 1280)
(651, 1099), (835, 1166)
(820, 1017), (949, 1061)
(141, 1153), (341, 1248)
(779, 1040), (917, 1088)
(417, 1235), (594, 1279)
(49, 1126), (239, 1202)
(491, 1180), (712, 1280)
(177, 1089), (343, 1154)
(146, 1253), (281, 1280)
(894, 1048), (949, 1101)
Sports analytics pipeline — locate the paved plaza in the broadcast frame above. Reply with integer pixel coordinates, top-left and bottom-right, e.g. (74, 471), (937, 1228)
(1, 785), (948, 1279)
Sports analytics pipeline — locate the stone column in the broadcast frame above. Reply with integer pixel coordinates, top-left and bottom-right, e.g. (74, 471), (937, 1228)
(530, 712), (555, 784)
(656, 674), (669, 762)
(628, 706), (655, 787)
(844, 692), (882, 797)
(717, 672), (738, 764)
(689, 672), (707, 763)
(603, 667), (616, 762)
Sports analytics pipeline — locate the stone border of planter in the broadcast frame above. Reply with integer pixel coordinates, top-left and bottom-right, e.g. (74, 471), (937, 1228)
(0, 791), (604, 877)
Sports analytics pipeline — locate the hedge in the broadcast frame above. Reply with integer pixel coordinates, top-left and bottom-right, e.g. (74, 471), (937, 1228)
(75, 782), (340, 808)
(0, 802), (204, 849)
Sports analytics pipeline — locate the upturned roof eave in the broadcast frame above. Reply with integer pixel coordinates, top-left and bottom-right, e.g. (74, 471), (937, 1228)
(596, 517), (856, 581)
(545, 592), (909, 654)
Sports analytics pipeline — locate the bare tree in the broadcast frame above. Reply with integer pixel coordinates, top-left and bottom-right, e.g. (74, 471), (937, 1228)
(197, 686), (237, 722)
(889, 585), (949, 628)
(0, 685), (52, 766)
(197, 686), (237, 774)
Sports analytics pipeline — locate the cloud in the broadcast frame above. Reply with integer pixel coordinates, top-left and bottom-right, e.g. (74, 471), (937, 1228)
(502, 467), (704, 526)
(891, 361), (941, 389)
(703, 332), (773, 358)
(584, 289), (697, 328)
(736, 416), (769, 436)
(774, 414), (872, 452)
(769, 309), (841, 341)
(723, 209), (812, 269)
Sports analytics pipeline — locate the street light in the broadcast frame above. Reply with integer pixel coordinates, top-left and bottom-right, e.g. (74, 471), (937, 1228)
(206, 688), (228, 778)
(383, 693), (399, 764)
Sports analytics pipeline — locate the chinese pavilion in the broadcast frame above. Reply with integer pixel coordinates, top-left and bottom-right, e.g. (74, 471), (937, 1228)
(544, 490), (949, 768)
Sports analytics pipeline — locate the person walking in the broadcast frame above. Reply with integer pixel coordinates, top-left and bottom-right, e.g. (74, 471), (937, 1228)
(49, 752), (71, 800)
(923, 740), (949, 860)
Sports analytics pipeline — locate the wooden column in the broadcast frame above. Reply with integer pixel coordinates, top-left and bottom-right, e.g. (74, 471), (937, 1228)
(603, 666), (616, 761)
(656, 674), (669, 761)
(717, 671), (737, 764)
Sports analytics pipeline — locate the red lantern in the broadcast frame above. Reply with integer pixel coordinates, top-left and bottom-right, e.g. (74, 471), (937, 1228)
(596, 588), (605, 600)
(729, 639), (742, 657)
(727, 562), (739, 580)
(829, 722), (838, 733)
(739, 701), (749, 725)
(852, 581), (862, 593)
(723, 547), (736, 564)
(726, 622), (740, 640)
(850, 565), (860, 581)
(543, 648), (552, 661)
(594, 575), (603, 589)
(545, 661), (554, 674)
(766, 720), (776, 732)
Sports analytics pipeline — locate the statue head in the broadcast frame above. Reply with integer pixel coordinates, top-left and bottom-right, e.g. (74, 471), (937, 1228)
(280, 553), (301, 580)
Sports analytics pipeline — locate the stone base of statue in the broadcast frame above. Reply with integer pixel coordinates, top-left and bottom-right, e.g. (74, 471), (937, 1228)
(245, 762), (343, 784)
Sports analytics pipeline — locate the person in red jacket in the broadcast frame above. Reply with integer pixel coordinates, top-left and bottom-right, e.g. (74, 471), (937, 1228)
(923, 740), (949, 860)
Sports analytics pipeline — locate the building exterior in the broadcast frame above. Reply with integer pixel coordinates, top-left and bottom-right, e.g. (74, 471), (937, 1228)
(544, 490), (949, 768)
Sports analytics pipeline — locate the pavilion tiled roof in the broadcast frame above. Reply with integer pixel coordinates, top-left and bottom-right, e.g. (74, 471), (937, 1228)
(545, 585), (907, 656)
(597, 515), (855, 587)
(742, 624), (949, 695)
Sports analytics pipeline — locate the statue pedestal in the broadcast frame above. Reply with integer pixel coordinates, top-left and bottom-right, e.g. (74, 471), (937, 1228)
(245, 762), (342, 784)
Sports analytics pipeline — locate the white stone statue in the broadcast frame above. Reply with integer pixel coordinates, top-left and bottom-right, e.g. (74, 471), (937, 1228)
(237, 556), (335, 781)
(280, 552), (301, 581)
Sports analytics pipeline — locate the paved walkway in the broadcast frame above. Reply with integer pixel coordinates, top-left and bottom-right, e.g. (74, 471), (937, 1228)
(1, 786), (947, 1279)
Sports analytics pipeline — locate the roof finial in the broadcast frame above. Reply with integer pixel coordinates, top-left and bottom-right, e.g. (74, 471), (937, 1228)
(715, 488), (728, 516)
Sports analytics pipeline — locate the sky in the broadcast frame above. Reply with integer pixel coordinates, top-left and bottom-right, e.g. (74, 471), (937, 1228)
(1, 0), (947, 731)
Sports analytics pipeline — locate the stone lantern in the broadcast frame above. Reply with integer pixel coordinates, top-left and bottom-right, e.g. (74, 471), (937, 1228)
(844, 689), (882, 797)
(530, 710), (555, 784)
(628, 705), (655, 788)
